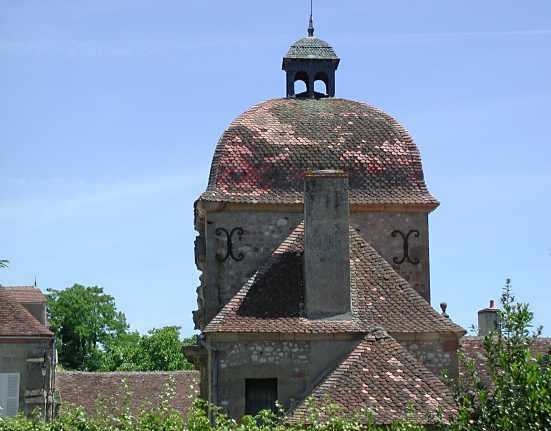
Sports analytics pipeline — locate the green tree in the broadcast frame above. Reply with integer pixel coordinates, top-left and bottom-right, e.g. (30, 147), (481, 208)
(101, 326), (195, 371)
(135, 326), (193, 371)
(47, 284), (129, 370)
(454, 279), (551, 430)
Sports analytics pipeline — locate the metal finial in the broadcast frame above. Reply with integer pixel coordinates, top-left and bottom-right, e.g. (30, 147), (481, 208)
(308, 0), (314, 37)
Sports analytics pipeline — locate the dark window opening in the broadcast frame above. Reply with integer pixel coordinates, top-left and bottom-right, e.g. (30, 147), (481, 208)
(245, 378), (278, 415)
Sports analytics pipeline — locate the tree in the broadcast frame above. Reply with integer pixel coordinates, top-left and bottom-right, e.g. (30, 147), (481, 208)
(100, 326), (195, 371)
(0, 259), (8, 268)
(453, 279), (551, 430)
(47, 284), (129, 370)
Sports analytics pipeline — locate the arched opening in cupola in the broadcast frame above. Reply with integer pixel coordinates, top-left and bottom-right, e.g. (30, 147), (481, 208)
(314, 72), (329, 97)
(293, 71), (309, 97)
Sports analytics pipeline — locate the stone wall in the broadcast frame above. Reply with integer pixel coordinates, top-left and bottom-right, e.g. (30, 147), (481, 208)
(194, 207), (432, 329)
(350, 211), (430, 302)
(0, 339), (53, 416)
(211, 337), (357, 418)
(397, 336), (460, 378)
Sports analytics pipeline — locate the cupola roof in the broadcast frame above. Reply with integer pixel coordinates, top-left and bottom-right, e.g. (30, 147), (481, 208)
(284, 36), (339, 61)
(201, 98), (438, 209)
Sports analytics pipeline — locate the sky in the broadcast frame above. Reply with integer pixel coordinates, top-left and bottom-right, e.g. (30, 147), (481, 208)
(1, 1), (550, 337)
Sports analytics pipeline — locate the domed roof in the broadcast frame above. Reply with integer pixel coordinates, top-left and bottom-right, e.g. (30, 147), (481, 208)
(202, 98), (438, 209)
(284, 36), (338, 60)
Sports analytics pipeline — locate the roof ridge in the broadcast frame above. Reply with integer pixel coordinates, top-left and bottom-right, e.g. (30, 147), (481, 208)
(0, 285), (38, 289)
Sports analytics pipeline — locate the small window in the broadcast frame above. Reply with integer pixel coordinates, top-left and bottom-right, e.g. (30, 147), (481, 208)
(0, 373), (20, 417)
(245, 378), (278, 415)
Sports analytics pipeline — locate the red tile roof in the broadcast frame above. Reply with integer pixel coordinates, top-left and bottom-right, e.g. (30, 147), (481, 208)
(0, 286), (47, 303)
(202, 98), (438, 208)
(57, 371), (199, 417)
(204, 222), (464, 335)
(0, 290), (52, 337)
(291, 331), (457, 425)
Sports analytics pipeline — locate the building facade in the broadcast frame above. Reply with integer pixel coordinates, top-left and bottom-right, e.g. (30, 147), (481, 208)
(0, 286), (55, 418)
(187, 19), (466, 425)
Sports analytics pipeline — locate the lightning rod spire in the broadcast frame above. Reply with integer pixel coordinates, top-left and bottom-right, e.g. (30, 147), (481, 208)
(308, 0), (314, 37)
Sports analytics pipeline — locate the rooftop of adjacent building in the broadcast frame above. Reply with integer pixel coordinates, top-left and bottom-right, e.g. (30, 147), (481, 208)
(0, 285), (51, 337)
(0, 285), (47, 303)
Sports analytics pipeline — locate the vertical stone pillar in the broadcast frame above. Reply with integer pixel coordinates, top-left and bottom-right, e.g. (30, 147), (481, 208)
(478, 300), (499, 336)
(304, 170), (351, 319)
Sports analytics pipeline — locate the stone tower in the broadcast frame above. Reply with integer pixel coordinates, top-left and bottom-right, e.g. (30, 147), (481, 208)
(187, 16), (464, 424)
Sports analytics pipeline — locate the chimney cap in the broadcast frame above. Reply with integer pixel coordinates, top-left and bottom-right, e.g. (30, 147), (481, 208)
(305, 169), (348, 178)
(479, 299), (498, 313)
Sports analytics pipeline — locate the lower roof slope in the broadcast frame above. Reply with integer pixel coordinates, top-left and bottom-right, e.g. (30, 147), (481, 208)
(57, 371), (199, 417)
(291, 330), (457, 425)
(204, 222), (464, 335)
(0, 289), (52, 337)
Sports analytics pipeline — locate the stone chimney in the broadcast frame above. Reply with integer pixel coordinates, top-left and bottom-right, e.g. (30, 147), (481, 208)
(478, 299), (499, 336)
(304, 170), (351, 319)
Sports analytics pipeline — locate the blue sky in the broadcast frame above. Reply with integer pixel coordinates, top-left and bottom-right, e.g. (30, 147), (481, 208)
(1, 1), (550, 336)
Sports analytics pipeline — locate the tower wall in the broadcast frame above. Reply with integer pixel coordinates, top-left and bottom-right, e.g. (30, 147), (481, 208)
(193, 207), (432, 330)
(350, 212), (431, 303)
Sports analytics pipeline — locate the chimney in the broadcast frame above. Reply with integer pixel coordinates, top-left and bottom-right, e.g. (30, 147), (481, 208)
(478, 299), (499, 336)
(304, 170), (351, 319)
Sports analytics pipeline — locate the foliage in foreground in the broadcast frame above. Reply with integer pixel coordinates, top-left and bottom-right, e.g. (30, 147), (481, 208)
(3, 279), (549, 430)
(451, 279), (551, 431)
(0, 399), (428, 431)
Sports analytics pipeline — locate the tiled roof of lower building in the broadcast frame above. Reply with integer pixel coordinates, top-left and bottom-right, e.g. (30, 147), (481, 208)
(0, 289), (52, 337)
(291, 330), (457, 425)
(204, 222), (464, 335)
(57, 371), (199, 416)
(0, 285), (47, 303)
(202, 98), (438, 208)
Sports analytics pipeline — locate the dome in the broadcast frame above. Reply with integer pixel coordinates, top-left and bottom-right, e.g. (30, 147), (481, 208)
(202, 98), (438, 209)
(284, 36), (338, 60)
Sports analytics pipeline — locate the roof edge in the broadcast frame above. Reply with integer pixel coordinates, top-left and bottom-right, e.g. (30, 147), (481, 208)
(197, 199), (440, 214)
